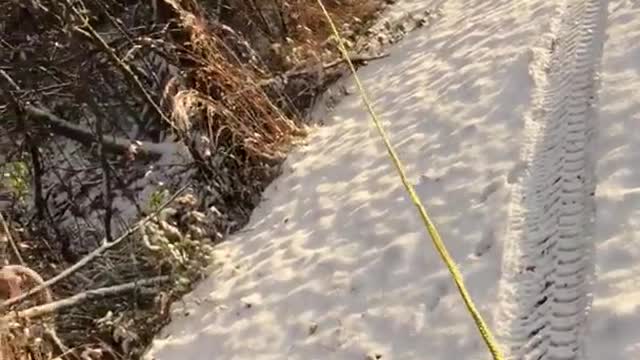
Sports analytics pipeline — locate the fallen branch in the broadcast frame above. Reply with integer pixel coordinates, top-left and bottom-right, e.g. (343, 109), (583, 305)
(1, 69), (178, 161)
(24, 104), (166, 160)
(1, 276), (169, 321)
(0, 184), (189, 311)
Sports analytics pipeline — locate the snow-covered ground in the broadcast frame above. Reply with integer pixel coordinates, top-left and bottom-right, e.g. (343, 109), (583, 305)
(590, 1), (640, 358)
(145, 0), (640, 359)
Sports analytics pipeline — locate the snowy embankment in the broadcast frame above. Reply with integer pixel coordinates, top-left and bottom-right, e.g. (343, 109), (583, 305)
(146, 0), (640, 359)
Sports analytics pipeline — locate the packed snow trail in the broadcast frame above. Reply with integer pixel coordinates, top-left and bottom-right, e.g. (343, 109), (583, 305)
(495, 0), (608, 359)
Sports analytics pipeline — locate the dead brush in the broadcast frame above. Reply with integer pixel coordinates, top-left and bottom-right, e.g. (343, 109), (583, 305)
(163, 0), (306, 161)
(275, 0), (381, 42)
(225, 0), (383, 70)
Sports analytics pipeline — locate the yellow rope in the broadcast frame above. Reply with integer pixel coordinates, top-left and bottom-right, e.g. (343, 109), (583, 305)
(316, 2), (504, 359)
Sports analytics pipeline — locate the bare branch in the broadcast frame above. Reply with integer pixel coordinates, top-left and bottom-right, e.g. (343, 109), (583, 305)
(28, 139), (46, 219)
(0, 69), (20, 91)
(1, 276), (169, 321)
(84, 91), (114, 242)
(0, 211), (24, 265)
(62, 0), (181, 135)
(1, 69), (178, 160)
(0, 184), (189, 311)
(24, 104), (166, 160)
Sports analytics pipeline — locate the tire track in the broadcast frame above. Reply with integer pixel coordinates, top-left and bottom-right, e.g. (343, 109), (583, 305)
(495, 0), (608, 359)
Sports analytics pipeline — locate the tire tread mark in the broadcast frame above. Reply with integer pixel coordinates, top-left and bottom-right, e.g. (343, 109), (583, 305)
(495, 0), (608, 359)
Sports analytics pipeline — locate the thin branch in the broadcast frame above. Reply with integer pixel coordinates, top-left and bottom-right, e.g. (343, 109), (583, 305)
(0, 184), (189, 311)
(0, 69), (20, 91)
(0, 71), (47, 222)
(1, 69), (176, 160)
(84, 91), (114, 242)
(274, 0), (289, 41)
(28, 139), (46, 219)
(246, 0), (275, 40)
(1, 276), (169, 321)
(91, 0), (135, 44)
(62, 0), (181, 134)
(0, 211), (24, 265)
(98, 117), (114, 242)
(259, 52), (389, 87)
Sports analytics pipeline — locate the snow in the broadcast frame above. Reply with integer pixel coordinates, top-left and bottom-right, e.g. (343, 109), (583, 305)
(589, 1), (640, 358)
(145, 0), (640, 359)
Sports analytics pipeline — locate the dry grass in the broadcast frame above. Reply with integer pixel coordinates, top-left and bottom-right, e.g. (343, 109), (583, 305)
(165, 0), (307, 160)
(163, 0), (382, 153)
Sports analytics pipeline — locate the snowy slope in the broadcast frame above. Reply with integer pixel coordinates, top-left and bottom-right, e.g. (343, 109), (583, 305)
(146, 0), (640, 359)
(589, 1), (640, 358)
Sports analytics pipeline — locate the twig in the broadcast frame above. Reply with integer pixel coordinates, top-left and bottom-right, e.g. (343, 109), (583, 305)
(274, 0), (289, 42)
(322, 52), (389, 70)
(28, 139), (46, 220)
(1, 70), (47, 221)
(246, 0), (275, 39)
(0, 184), (189, 311)
(98, 116), (114, 242)
(84, 91), (114, 242)
(259, 52), (389, 87)
(1, 276), (169, 321)
(0, 69), (19, 91)
(0, 211), (24, 265)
